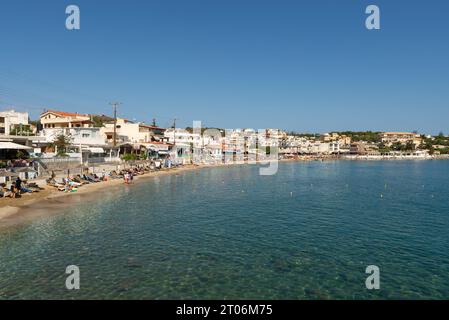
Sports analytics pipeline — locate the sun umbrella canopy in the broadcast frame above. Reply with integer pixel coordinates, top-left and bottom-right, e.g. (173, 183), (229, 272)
(82, 147), (105, 153)
(13, 167), (37, 173)
(0, 142), (32, 150)
(0, 171), (19, 177)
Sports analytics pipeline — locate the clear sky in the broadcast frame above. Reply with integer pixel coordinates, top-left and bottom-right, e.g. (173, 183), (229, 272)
(0, 0), (448, 134)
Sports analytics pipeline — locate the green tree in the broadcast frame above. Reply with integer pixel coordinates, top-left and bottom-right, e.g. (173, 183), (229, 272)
(378, 142), (391, 153)
(404, 141), (415, 151)
(9, 124), (34, 136)
(390, 142), (403, 151)
(16, 150), (30, 159)
(51, 134), (72, 157)
(337, 131), (381, 143)
(91, 115), (114, 127)
(122, 153), (138, 161)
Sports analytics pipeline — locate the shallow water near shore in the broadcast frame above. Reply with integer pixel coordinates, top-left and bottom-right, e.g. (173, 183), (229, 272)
(1, 160), (449, 299)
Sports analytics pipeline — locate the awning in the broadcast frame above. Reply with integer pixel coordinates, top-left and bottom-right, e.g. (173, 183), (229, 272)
(0, 142), (33, 150)
(174, 143), (191, 149)
(83, 147), (105, 153)
(146, 144), (170, 151)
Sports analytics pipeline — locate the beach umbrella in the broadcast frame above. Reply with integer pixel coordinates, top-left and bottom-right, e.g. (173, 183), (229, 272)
(0, 142), (33, 150)
(0, 171), (19, 177)
(13, 167), (37, 173)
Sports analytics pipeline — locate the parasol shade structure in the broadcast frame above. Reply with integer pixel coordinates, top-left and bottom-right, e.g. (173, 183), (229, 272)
(0, 171), (19, 177)
(13, 167), (37, 173)
(0, 142), (33, 150)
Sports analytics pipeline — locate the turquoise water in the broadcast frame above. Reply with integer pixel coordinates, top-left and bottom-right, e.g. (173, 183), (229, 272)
(1, 161), (449, 299)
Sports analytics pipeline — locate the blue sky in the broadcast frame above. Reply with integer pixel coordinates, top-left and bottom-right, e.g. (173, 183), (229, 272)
(0, 0), (448, 134)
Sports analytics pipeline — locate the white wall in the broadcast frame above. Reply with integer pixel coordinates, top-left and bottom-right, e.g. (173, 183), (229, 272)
(0, 110), (29, 135)
(42, 128), (106, 146)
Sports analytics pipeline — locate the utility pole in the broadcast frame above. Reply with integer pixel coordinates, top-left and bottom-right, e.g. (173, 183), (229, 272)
(172, 118), (177, 145)
(109, 102), (122, 147)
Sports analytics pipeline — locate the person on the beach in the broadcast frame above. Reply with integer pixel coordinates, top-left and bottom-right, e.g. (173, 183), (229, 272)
(15, 177), (22, 194)
(0, 183), (12, 198)
(19, 180), (33, 193)
(10, 182), (17, 198)
(102, 169), (109, 181)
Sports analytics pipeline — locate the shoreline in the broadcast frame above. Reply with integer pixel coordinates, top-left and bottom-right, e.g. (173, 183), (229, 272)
(0, 164), (209, 229)
(1, 157), (448, 229)
(0, 161), (262, 228)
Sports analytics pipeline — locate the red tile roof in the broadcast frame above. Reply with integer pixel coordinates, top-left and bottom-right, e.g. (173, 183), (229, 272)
(42, 109), (89, 117)
(139, 124), (166, 130)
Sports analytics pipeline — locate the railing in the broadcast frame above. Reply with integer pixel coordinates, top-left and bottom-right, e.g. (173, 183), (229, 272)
(39, 157), (81, 163)
(85, 157), (121, 164)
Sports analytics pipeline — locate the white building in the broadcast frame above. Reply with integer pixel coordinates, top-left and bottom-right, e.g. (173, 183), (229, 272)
(40, 110), (106, 147)
(41, 127), (106, 147)
(101, 118), (165, 144)
(381, 132), (422, 147)
(329, 141), (341, 153)
(164, 128), (202, 146)
(0, 110), (29, 136)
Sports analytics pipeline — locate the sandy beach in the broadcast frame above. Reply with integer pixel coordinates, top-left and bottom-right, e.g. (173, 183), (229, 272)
(0, 164), (209, 228)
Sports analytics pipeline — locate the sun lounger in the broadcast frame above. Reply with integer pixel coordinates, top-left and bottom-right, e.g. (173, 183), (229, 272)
(0, 190), (12, 198)
(46, 179), (66, 190)
(30, 182), (45, 190)
(72, 176), (90, 185)
(84, 174), (100, 183)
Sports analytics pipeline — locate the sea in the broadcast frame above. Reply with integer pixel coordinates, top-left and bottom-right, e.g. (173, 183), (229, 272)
(1, 160), (448, 299)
